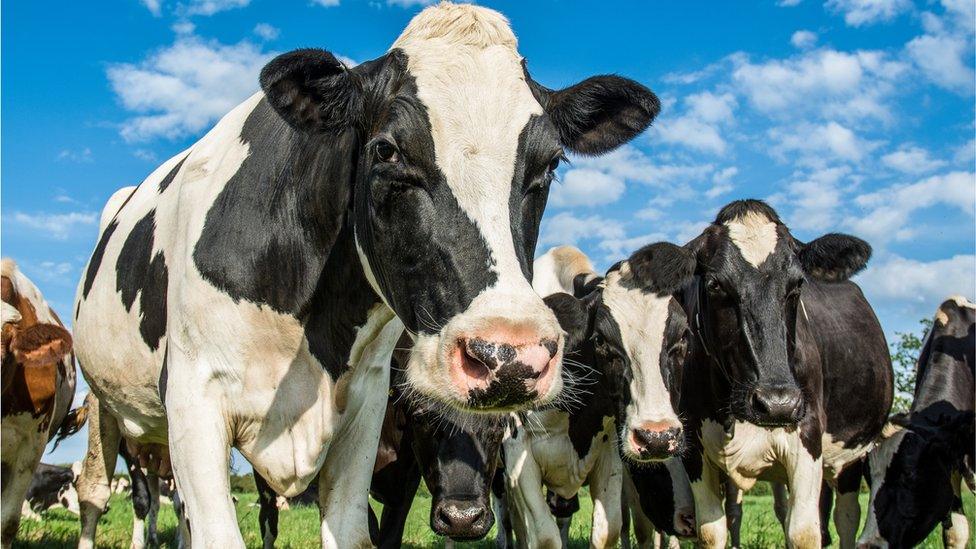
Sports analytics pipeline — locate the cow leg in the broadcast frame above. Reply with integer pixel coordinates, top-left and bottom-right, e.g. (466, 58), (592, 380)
(165, 355), (242, 549)
(146, 474), (160, 548)
(318, 314), (402, 549)
(819, 482), (834, 547)
(254, 472), (279, 549)
(833, 463), (862, 549)
(725, 478), (743, 549)
(172, 487), (190, 549)
(124, 445), (152, 549)
(942, 470), (969, 549)
(491, 471), (514, 549)
(623, 474), (655, 549)
(784, 449), (823, 549)
(375, 464), (420, 549)
(690, 460), (727, 549)
(772, 482), (789, 530)
(589, 447), (623, 548)
(77, 394), (122, 549)
(0, 435), (44, 548)
(501, 428), (561, 548)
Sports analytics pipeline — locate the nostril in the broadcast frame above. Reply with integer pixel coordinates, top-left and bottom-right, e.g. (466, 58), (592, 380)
(752, 391), (770, 415)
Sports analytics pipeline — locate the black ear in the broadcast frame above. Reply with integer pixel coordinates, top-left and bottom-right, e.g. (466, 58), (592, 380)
(627, 242), (696, 295)
(796, 233), (872, 282)
(260, 48), (362, 134)
(538, 75), (660, 156)
(543, 292), (590, 353)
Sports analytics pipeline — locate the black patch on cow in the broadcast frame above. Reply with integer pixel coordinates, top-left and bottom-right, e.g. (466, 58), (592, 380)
(622, 242), (695, 296)
(714, 199), (782, 226)
(121, 443), (152, 520)
(115, 209), (168, 351)
(628, 462), (679, 535)
(466, 364), (537, 409)
(508, 115), (560, 281)
(157, 156), (188, 193)
(254, 473), (280, 547)
(797, 233), (871, 282)
(25, 463), (74, 510)
(82, 221), (118, 300)
(158, 347), (168, 405)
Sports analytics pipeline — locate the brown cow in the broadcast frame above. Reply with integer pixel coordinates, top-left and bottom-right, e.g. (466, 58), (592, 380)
(1, 258), (78, 547)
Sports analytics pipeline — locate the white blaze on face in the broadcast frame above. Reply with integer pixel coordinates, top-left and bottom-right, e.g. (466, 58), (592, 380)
(724, 211), (778, 268)
(601, 265), (679, 432)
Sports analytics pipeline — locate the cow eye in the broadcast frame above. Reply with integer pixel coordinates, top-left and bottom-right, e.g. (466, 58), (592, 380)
(374, 140), (399, 163)
(547, 154), (564, 174)
(705, 278), (724, 295)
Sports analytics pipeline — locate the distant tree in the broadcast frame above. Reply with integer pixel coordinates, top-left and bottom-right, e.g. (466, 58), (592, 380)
(890, 318), (933, 413)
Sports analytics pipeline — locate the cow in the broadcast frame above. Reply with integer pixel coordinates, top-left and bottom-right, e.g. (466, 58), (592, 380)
(675, 199), (892, 549)
(499, 244), (694, 548)
(622, 463), (696, 549)
(858, 296), (975, 548)
(253, 370), (507, 549)
(1, 258), (78, 547)
(21, 462), (81, 521)
(71, 4), (660, 547)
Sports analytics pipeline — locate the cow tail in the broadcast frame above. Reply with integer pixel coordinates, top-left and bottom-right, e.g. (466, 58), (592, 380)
(50, 393), (92, 450)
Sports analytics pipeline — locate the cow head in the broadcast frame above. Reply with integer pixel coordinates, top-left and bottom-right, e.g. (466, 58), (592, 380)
(259, 3), (659, 412)
(545, 243), (694, 462)
(685, 200), (870, 427)
(409, 405), (504, 540)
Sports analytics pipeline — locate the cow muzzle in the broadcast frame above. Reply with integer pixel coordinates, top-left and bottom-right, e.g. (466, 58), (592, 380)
(626, 420), (684, 461)
(448, 328), (559, 410)
(748, 384), (805, 427)
(430, 497), (494, 540)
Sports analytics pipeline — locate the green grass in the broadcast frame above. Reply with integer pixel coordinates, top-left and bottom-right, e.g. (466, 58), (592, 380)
(12, 488), (975, 548)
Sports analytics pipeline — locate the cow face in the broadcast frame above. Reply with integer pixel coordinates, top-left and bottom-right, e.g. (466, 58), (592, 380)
(551, 243), (694, 462)
(860, 413), (975, 548)
(686, 200), (870, 427)
(410, 407), (504, 540)
(259, 3), (660, 412)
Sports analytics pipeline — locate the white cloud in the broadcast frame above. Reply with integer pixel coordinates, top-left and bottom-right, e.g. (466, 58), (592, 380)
(133, 149), (158, 162)
(598, 232), (669, 260)
(732, 48), (907, 123)
(539, 213), (625, 248)
(253, 23), (279, 41)
(172, 20), (195, 34)
(825, 0), (912, 26)
(790, 30), (818, 49)
(856, 253), (975, 307)
(142, 0), (162, 16)
(183, 0), (250, 16)
(955, 138), (975, 165)
(906, 32), (975, 94)
(311, 0), (340, 6)
(706, 166), (738, 199)
(8, 211), (98, 240)
(108, 35), (275, 141)
(549, 169), (625, 208)
(941, 0), (976, 34)
(656, 92), (736, 155)
(57, 148), (93, 163)
(778, 0), (803, 6)
(777, 166), (850, 231)
(770, 121), (880, 165)
(848, 171), (975, 242)
(386, 0), (435, 7)
(881, 146), (947, 174)
(570, 145), (713, 188)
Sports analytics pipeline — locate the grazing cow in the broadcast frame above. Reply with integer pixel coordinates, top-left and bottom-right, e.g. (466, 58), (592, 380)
(500, 244), (694, 548)
(71, 4), (660, 547)
(858, 296), (975, 549)
(1, 259), (77, 547)
(21, 462), (81, 520)
(254, 361), (507, 548)
(677, 199), (892, 549)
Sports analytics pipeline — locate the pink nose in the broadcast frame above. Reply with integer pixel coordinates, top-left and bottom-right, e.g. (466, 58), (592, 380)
(628, 420), (683, 460)
(448, 332), (558, 409)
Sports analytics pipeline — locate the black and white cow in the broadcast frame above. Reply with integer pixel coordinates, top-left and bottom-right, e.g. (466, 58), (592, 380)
(500, 244), (693, 548)
(858, 296), (975, 549)
(72, 4), (659, 547)
(21, 463), (81, 520)
(677, 199), (893, 548)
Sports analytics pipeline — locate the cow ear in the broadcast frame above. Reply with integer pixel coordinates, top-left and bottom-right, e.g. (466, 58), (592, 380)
(796, 233), (871, 282)
(10, 323), (72, 367)
(543, 292), (590, 353)
(260, 48), (362, 134)
(536, 76), (660, 155)
(627, 242), (696, 295)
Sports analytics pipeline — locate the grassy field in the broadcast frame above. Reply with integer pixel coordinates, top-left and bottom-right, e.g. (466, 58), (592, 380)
(12, 487), (975, 548)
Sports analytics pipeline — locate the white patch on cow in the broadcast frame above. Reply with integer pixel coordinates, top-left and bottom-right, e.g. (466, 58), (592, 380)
(944, 508), (970, 549)
(723, 211), (778, 268)
(821, 433), (873, 483)
(98, 185), (137, 232)
(858, 424), (908, 548)
(502, 410), (621, 548)
(601, 269), (680, 439)
(532, 246), (597, 298)
(394, 4), (562, 407)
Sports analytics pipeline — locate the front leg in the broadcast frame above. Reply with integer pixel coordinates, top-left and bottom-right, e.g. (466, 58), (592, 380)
(784, 442), (823, 549)
(833, 462), (863, 549)
(689, 458), (727, 549)
(942, 470), (970, 549)
(501, 421), (561, 548)
(319, 311), (403, 549)
(588, 443), (623, 548)
(166, 351), (243, 549)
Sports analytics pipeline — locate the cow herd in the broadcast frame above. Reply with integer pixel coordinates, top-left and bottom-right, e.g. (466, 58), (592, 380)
(1, 3), (973, 549)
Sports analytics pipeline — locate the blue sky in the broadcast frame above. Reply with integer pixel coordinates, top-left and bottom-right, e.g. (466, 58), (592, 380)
(3, 0), (974, 465)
